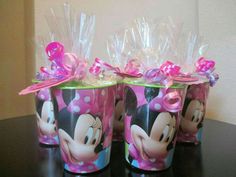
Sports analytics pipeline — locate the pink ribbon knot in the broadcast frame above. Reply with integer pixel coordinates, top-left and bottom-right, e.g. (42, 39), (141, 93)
(195, 57), (219, 86)
(89, 58), (143, 78)
(19, 42), (87, 95)
(89, 58), (120, 76)
(144, 61), (180, 87)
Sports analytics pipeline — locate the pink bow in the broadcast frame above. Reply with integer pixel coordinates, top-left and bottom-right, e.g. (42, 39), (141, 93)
(195, 57), (215, 74)
(89, 58), (120, 76)
(19, 42), (86, 95)
(195, 57), (219, 86)
(89, 58), (143, 78)
(122, 59), (143, 77)
(144, 61), (180, 87)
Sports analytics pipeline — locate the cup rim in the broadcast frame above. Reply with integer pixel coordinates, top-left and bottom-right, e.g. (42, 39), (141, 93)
(122, 80), (185, 89)
(55, 80), (117, 90)
(32, 79), (117, 90)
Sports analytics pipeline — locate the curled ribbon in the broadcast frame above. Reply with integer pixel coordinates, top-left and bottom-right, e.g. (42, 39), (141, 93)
(89, 58), (120, 76)
(123, 59), (143, 77)
(195, 57), (219, 86)
(162, 91), (182, 112)
(144, 61), (180, 87)
(89, 58), (142, 78)
(19, 42), (86, 95)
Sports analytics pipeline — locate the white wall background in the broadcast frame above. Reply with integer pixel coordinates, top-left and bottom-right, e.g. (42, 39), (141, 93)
(199, 0), (236, 124)
(35, 0), (236, 124)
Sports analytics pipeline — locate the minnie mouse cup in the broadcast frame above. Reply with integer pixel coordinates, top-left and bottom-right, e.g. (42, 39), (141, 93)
(123, 81), (186, 171)
(177, 82), (210, 145)
(52, 82), (116, 174)
(35, 88), (59, 145)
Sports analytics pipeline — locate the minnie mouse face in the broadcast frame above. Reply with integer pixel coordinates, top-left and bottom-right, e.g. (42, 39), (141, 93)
(125, 86), (176, 161)
(59, 114), (103, 163)
(52, 89), (104, 164)
(180, 99), (204, 134)
(36, 100), (57, 137)
(114, 100), (124, 133)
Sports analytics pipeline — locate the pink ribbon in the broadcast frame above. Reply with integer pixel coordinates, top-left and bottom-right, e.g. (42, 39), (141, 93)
(89, 59), (181, 87)
(89, 58), (143, 78)
(122, 59), (143, 77)
(162, 91), (182, 112)
(195, 57), (215, 74)
(195, 57), (219, 86)
(89, 58), (120, 76)
(160, 61), (181, 77)
(144, 61), (180, 87)
(173, 74), (199, 82)
(19, 42), (86, 95)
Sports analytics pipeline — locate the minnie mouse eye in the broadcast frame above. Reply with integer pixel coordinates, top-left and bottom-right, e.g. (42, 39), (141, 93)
(92, 139), (96, 145)
(84, 127), (93, 145)
(191, 115), (195, 121)
(159, 134), (164, 142)
(84, 136), (88, 144)
(159, 126), (169, 142)
(166, 127), (175, 142)
(91, 129), (100, 145)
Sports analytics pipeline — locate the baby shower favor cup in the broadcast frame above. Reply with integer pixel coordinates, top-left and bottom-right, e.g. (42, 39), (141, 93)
(35, 82), (59, 145)
(52, 81), (116, 174)
(177, 82), (210, 144)
(123, 80), (186, 171)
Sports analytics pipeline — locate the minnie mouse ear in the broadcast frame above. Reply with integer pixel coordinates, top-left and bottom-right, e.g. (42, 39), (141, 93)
(35, 99), (44, 117)
(144, 87), (159, 102)
(57, 107), (78, 138)
(131, 104), (160, 136)
(124, 86), (137, 116)
(62, 89), (76, 105)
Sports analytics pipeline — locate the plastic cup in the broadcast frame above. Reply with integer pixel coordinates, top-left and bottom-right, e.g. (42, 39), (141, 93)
(177, 82), (210, 144)
(123, 81), (186, 171)
(113, 83), (124, 141)
(51, 81), (116, 174)
(35, 88), (59, 145)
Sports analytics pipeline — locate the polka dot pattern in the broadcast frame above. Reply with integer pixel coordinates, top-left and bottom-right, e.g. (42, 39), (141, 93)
(84, 96), (91, 103)
(40, 94), (45, 100)
(37, 88), (50, 101)
(73, 106), (80, 113)
(154, 103), (161, 110)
